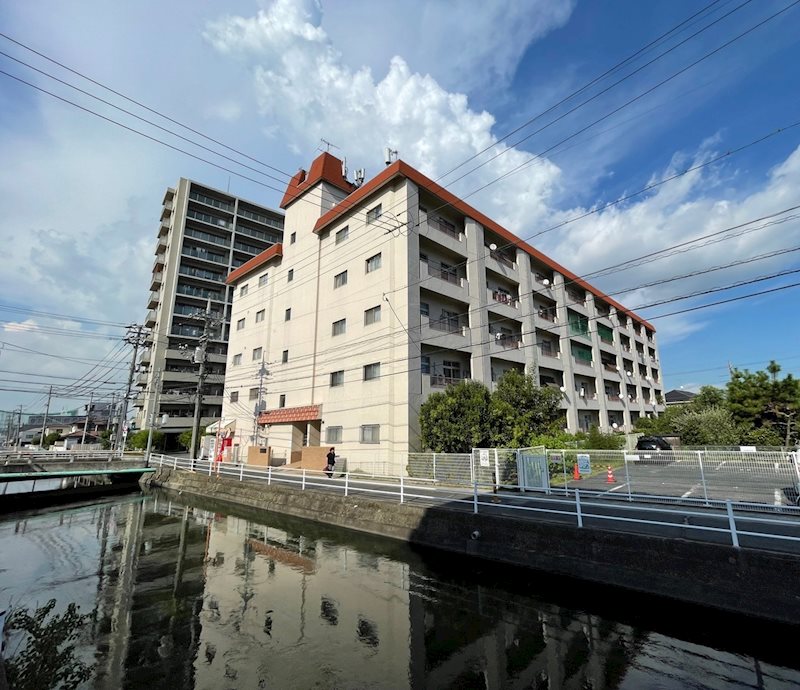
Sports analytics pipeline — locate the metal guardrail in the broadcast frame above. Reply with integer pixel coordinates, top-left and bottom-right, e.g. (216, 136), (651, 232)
(0, 450), (137, 464)
(153, 454), (800, 553)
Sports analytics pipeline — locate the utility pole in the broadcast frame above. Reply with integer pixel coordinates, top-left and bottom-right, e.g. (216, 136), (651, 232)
(81, 392), (94, 448)
(189, 300), (221, 460)
(39, 385), (53, 449)
(145, 370), (163, 464)
(15, 405), (22, 449)
(116, 324), (150, 452)
(253, 358), (270, 447)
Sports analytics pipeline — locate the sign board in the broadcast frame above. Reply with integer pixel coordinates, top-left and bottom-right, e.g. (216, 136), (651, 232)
(577, 453), (592, 475)
(479, 449), (490, 468)
(739, 446), (757, 453)
(628, 454), (640, 463)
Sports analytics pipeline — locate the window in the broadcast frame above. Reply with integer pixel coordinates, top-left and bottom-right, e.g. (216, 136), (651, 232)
(285, 308), (291, 321)
(236, 318), (245, 331)
(279, 394), (286, 408)
(255, 309), (265, 323)
(252, 347), (263, 361)
(330, 370), (344, 387)
(230, 391), (239, 403)
(366, 204), (382, 224)
(332, 318), (346, 336)
(420, 302), (429, 317)
(442, 360), (461, 380)
(365, 253), (382, 273)
(240, 284), (249, 297)
(290, 231), (296, 244)
(287, 268), (294, 282)
(363, 362), (380, 381)
(421, 356), (430, 374)
(232, 353), (242, 365)
(334, 270), (348, 289)
(364, 305), (381, 325)
(360, 424), (380, 443)
(249, 387), (259, 401)
(335, 226), (349, 244)
(326, 426), (342, 443)
(282, 349), (289, 363)
(258, 273), (269, 287)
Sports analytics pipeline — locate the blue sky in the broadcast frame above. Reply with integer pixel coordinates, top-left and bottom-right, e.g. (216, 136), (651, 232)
(1, 0), (799, 416)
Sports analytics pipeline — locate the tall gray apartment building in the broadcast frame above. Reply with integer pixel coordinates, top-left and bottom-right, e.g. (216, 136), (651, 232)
(135, 179), (284, 443)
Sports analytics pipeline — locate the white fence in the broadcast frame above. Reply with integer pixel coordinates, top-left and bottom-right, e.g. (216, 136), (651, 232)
(152, 454), (800, 554)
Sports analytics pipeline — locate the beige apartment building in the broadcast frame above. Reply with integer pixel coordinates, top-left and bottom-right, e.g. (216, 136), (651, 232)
(135, 178), (284, 444)
(222, 153), (664, 467)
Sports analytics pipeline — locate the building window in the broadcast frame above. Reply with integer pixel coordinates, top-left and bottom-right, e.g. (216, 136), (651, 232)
(288, 268), (294, 282)
(258, 273), (269, 287)
(326, 426), (342, 443)
(421, 356), (430, 374)
(285, 308), (291, 321)
(255, 309), (265, 323)
(363, 362), (380, 381)
(230, 391), (239, 403)
(420, 302), (429, 318)
(249, 387), (259, 401)
(236, 318), (245, 330)
(365, 253), (382, 273)
(366, 204), (382, 224)
(330, 370), (344, 387)
(334, 270), (348, 289)
(335, 226), (349, 244)
(282, 349), (289, 363)
(240, 284), (249, 297)
(442, 360), (461, 380)
(279, 394), (286, 408)
(364, 305), (381, 325)
(252, 347), (263, 361)
(290, 231), (296, 244)
(360, 424), (380, 443)
(332, 318), (346, 336)
(232, 354), (242, 365)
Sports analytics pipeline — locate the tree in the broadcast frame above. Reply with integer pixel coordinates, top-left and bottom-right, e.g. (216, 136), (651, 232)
(672, 407), (740, 446)
(126, 429), (165, 450)
(690, 385), (726, 411)
(4, 599), (94, 690)
(488, 369), (563, 447)
(583, 426), (625, 450)
(98, 429), (112, 450)
(419, 380), (491, 452)
(178, 430), (194, 451)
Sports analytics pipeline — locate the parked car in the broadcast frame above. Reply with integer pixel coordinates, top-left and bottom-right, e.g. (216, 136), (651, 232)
(636, 436), (672, 451)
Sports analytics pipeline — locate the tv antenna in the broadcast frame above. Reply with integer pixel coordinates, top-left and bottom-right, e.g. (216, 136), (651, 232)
(319, 138), (339, 153)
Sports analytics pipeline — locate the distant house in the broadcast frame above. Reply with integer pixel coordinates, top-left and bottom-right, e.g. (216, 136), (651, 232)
(58, 431), (102, 451)
(664, 389), (697, 406)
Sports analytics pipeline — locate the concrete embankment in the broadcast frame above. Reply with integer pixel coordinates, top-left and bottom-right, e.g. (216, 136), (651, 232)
(144, 467), (800, 625)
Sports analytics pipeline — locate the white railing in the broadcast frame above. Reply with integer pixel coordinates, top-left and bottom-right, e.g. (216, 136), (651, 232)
(0, 450), (135, 464)
(152, 454), (800, 553)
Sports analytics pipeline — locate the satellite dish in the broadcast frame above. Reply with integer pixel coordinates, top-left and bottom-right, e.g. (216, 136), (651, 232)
(489, 243), (497, 251)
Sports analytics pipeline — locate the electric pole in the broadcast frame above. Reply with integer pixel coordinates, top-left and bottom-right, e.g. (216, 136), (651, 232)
(253, 358), (270, 447)
(39, 385), (53, 448)
(116, 324), (150, 452)
(189, 301), (221, 460)
(145, 370), (163, 464)
(81, 392), (94, 447)
(15, 405), (22, 449)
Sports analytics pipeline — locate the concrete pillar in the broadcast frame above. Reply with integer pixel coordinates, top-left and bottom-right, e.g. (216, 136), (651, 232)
(552, 272), (578, 432)
(516, 248), (538, 380)
(464, 218), (492, 384)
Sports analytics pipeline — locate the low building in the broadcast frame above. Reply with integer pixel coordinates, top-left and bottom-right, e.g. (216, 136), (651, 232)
(222, 153), (665, 468)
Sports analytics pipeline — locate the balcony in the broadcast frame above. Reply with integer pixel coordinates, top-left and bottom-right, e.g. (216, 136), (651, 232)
(420, 259), (468, 302)
(153, 254), (165, 272)
(430, 374), (468, 388)
(602, 362), (618, 373)
(175, 282), (224, 302)
(145, 310), (157, 327)
(178, 265), (224, 284)
(425, 216), (461, 241)
(185, 226), (231, 248)
(492, 333), (522, 349)
(490, 289), (518, 307)
(140, 348), (151, 363)
(187, 208), (233, 231)
(147, 291), (159, 309)
(183, 246), (228, 265)
(150, 272), (163, 291)
(573, 356), (594, 368)
(489, 248), (515, 269)
(427, 261), (461, 285)
(160, 202), (173, 221)
(428, 318), (465, 335)
(537, 345), (561, 360)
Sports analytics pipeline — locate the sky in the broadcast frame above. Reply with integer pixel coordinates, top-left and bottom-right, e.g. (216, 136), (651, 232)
(1, 0), (799, 418)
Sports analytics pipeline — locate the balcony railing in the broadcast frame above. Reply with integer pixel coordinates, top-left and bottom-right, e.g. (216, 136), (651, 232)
(183, 247), (228, 265)
(176, 283), (223, 301)
(602, 362), (618, 372)
(536, 307), (557, 322)
(187, 208), (232, 230)
(427, 216), (460, 240)
(492, 290), (518, 307)
(426, 261), (462, 285)
(185, 227), (231, 247)
(607, 394), (622, 402)
(428, 318), (464, 335)
(600, 336), (614, 345)
(573, 357), (594, 368)
(488, 248), (515, 268)
(493, 333), (522, 349)
(179, 265), (224, 282)
(430, 374), (467, 388)
(567, 291), (586, 305)
(236, 223), (280, 244)
(189, 190), (234, 213)
(537, 346), (560, 359)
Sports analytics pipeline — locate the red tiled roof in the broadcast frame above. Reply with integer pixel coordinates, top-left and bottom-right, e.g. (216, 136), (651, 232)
(258, 404), (322, 425)
(279, 152), (356, 209)
(310, 160), (655, 331)
(226, 243), (283, 285)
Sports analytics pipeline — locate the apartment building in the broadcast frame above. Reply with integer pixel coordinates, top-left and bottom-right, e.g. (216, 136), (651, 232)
(135, 178), (284, 443)
(223, 153), (664, 467)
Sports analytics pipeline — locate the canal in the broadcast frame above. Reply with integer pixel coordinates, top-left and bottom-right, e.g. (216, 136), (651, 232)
(1, 491), (798, 689)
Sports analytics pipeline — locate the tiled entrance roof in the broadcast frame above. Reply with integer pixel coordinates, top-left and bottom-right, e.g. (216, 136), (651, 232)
(258, 404), (322, 425)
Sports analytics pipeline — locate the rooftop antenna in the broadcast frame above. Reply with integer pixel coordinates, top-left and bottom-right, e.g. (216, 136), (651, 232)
(319, 138), (339, 153)
(341, 157), (347, 180)
(384, 147), (398, 166)
(354, 168), (366, 187)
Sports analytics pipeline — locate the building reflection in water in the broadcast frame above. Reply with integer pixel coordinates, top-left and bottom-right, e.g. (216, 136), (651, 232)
(1, 494), (799, 689)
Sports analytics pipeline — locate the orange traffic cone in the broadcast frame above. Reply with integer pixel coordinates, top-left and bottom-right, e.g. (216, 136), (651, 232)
(606, 466), (615, 484)
(573, 463), (581, 480)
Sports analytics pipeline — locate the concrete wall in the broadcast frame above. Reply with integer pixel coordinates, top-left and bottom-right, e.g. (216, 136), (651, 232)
(145, 469), (800, 625)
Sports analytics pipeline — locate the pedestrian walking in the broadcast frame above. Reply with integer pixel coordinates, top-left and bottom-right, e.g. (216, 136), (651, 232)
(325, 447), (336, 478)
